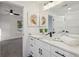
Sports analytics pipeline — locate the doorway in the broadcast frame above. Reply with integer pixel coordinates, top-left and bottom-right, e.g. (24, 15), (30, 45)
(0, 2), (23, 57)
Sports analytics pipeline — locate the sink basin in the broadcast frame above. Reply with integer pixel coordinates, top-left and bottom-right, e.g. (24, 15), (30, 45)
(60, 35), (79, 46)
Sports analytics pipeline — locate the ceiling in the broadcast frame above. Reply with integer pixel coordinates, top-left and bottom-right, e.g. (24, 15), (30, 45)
(0, 1), (48, 15)
(48, 1), (79, 16)
(1, 1), (79, 16)
(9, 1), (48, 7)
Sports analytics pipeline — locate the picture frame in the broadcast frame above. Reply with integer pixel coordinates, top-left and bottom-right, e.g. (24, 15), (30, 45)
(27, 12), (39, 27)
(39, 16), (47, 27)
(17, 20), (23, 31)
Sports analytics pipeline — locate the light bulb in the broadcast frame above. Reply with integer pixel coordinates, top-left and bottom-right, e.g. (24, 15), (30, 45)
(68, 7), (71, 10)
(10, 13), (13, 15)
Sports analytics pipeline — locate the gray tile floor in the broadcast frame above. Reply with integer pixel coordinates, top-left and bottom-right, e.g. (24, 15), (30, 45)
(0, 38), (22, 57)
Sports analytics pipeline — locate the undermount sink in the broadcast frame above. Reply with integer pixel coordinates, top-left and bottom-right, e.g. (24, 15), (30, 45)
(60, 35), (79, 46)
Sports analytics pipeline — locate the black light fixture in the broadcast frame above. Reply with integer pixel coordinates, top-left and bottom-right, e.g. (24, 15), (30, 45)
(9, 9), (20, 16)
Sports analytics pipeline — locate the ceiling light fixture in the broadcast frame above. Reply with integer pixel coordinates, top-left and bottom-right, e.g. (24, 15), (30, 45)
(10, 13), (13, 15)
(9, 9), (20, 16)
(68, 7), (71, 10)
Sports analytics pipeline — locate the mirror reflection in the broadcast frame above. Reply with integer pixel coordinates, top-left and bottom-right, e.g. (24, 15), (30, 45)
(48, 1), (79, 36)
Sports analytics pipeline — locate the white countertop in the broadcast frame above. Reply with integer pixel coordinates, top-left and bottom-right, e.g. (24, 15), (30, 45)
(30, 34), (79, 56)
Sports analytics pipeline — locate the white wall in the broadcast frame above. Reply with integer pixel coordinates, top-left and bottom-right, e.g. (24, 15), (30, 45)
(0, 24), (1, 41)
(0, 2), (23, 41)
(0, 14), (22, 41)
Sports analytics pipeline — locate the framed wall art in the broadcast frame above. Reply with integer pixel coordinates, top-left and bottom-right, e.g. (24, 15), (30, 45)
(27, 12), (39, 27)
(17, 20), (23, 31)
(39, 16), (47, 27)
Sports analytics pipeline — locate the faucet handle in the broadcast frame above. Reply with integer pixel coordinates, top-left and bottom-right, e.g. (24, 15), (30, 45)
(52, 32), (55, 34)
(62, 30), (65, 32)
(66, 31), (69, 33)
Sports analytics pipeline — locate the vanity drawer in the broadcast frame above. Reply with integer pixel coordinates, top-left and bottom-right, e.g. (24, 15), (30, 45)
(29, 37), (36, 45)
(51, 46), (76, 57)
(29, 45), (40, 57)
(29, 43), (35, 50)
(40, 48), (51, 57)
(29, 50), (39, 57)
(35, 39), (50, 51)
(29, 37), (35, 41)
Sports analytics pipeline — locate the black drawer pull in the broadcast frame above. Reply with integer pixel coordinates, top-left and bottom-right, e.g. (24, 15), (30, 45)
(55, 51), (65, 57)
(30, 51), (33, 55)
(31, 38), (33, 40)
(39, 48), (42, 55)
(37, 38), (39, 40)
(30, 44), (33, 47)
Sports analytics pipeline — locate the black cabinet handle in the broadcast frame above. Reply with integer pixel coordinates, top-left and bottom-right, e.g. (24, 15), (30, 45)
(62, 30), (65, 32)
(31, 38), (33, 40)
(62, 30), (69, 33)
(37, 38), (39, 40)
(30, 44), (33, 47)
(39, 48), (41, 54)
(30, 51), (33, 55)
(40, 49), (42, 55)
(39, 48), (42, 55)
(66, 31), (69, 33)
(55, 51), (65, 57)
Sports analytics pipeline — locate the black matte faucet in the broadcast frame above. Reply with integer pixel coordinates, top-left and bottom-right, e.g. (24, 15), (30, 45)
(45, 31), (55, 37)
(49, 32), (52, 37)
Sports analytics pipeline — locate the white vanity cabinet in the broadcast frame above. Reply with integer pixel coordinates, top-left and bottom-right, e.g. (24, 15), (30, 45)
(28, 36), (50, 57)
(28, 36), (78, 57)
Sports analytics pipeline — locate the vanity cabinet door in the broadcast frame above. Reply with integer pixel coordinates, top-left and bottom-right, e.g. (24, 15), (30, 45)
(39, 48), (50, 57)
(28, 36), (51, 57)
(50, 45), (76, 57)
(35, 46), (50, 57)
(35, 39), (51, 57)
(35, 39), (50, 51)
(29, 46), (40, 57)
(29, 36), (36, 46)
